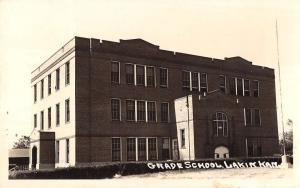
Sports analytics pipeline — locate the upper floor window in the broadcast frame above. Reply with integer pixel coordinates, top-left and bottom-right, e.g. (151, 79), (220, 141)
(212, 112), (228, 137)
(34, 114), (37, 128)
(147, 101), (156, 122)
(182, 71), (190, 89)
(111, 61), (120, 84)
(146, 67), (155, 87)
(111, 98), (121, 120)
(40, 79), (44, 99)
(65, 99), (70, 123)
(40, 110), (44, 130)
(244, 108), (261, 127)
(56, 103), (60, 126)
(56, 68), (60, 90)
(253, 80), (259, 97)
(48, 74), (51, 95)
(161, 102), (169, 123)
(65, 62), (70, 85)
(112, 138), (121, 161)
(48, 107), (51, 129)
(180, 129), (185, 148)
(126, 100), (135, 121)
(125, 64), (134, 85)
(192, 72), (199, 91)
(159, 68), (168, 87)
(230, 77), (251, 96)
(229, 77), (236, 95)
(200, 73), (208, 94)
(219, 75), (226, 93)
(137, 101), (146, 121)
(244, 79), (250, 96)
(136, 65), (145, 86)
(34, 84), (37, 102)
(236, 78), (243, 96)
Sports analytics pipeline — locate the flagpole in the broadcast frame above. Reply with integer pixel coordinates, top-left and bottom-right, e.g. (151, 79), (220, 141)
(276, 20), (286, 156)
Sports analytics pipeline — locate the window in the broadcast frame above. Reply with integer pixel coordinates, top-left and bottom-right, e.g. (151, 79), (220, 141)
(148, 138), (157, 160)
(127, 138), (136, 161)
(192, 72), (199, 91)
(253, 80), (259, 97)
(161, 103), (169, 123)
(65, 99), (70, 123)
(213, 112), (228, 137)
(245, 108), (252, 126)
(66, 139), (69, 163)
(56, 103), (60, 126)
(219, 75), (226, 93)
(137, 101), (146, 121)
(159, 68), (168, 87)
(111, 99), (121, 120)
(56, 68), (60, 90)
(246, 138), (262, 157)
(146, 67), (155, 87)
(48, 74), (51, 95)
(200, 73), (208, 94)
(253, 109), (261, 126)
(147, 101), (156, 122)
(34, 84), (37, 102)
(111, 61), (120, 84)
(229, 77), (236, 95)
(138, 138), (146, 161)
(182, 71), (190, 89)
(244, 108), (261, 127)
(126, 100), (135, 121)
(40, 111), (44, 130)
(125, 64), (134, 85)
(136, 65), (145, 86)
(65, 62), (70, 85)
(162, 138), (170, 160)
(112, 138), (121, 161)
(180, 129), (185, 148)
(244, 79), (250, 96)
(40, 79), (44, 99)
(48, 107), (51, 129)
(237, 78), (243, 96)
(56, 140), (59, 163)
(34, 114), (37, 128)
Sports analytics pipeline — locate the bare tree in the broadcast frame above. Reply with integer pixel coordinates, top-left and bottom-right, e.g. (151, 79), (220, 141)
(13, 135), (30, 149)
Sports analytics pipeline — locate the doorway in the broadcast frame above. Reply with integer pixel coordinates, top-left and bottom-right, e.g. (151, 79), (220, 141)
(32, 146), (37, 170)
(172, 139), (179, 160)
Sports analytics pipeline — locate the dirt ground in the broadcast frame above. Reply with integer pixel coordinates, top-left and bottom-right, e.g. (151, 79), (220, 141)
(109, 168), (296, 188)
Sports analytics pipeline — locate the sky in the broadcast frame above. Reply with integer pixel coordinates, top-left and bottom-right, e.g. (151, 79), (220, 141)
(0, 0), (299, 151)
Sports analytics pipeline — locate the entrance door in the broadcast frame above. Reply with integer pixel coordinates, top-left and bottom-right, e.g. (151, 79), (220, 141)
(172, 139), (179, 160)
(32, 146), (37, 170)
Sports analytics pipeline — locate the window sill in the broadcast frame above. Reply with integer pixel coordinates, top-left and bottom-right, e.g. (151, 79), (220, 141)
(112, 119), (121, 122)
(160, 85), (168, 88)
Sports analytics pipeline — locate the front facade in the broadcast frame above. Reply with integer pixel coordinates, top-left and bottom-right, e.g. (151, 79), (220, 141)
(30, 36), (279, 169)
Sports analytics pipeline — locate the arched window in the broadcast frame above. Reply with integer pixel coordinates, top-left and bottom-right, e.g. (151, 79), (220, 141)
(213, 112), (228, 136)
